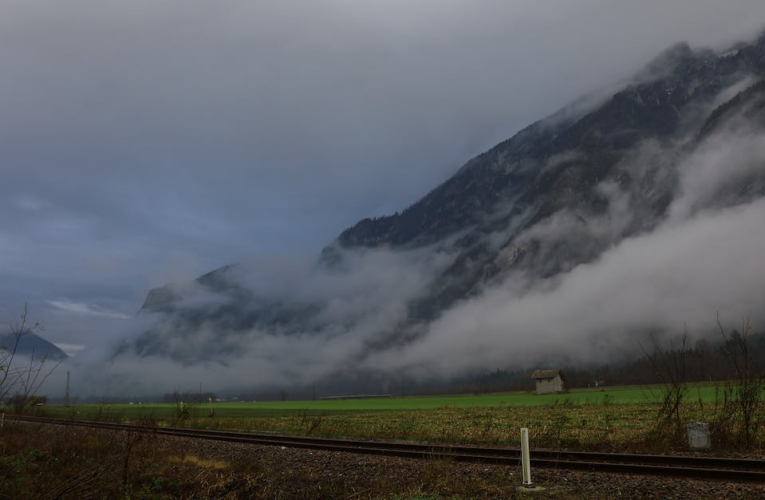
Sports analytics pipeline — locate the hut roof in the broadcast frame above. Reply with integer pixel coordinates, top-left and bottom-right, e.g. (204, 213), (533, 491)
(531, 369), (564, 380)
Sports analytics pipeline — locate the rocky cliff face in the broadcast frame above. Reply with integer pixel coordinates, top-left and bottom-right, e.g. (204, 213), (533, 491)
(331, 38), (765, 322)
(126, 34), (765, 368)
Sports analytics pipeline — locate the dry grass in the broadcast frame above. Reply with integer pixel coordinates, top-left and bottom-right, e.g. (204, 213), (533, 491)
(0, 420), (523, 499)
(167, 454), (229, 470)
(170, 401), (765, 453)
(4, 415), (765, 499)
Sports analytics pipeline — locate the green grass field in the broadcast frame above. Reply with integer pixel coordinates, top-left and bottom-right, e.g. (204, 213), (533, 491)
(30, 382), (764, 452)
(43, 383), (723, 420)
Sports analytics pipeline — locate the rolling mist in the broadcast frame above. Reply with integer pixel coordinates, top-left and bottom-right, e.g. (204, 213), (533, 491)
(52, 39), (765, 400)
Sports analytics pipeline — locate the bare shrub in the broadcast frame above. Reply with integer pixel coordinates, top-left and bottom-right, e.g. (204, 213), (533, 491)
(0, 305), (61, 415)
(709, 315), (764, 448)
(640, 328), (693, 449)
(170, 391), (196, 424)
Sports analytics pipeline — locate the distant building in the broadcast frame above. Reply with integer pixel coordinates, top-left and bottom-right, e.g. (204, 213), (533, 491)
(531, 369), (566, 394)
(319, 394), (393, 401)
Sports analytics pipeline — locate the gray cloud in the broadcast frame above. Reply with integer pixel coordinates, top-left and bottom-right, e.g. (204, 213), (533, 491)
(48, 299), (132, 320)
(365, 109), (765, 379)
(50, 107), (765, 397)
(370, 198), (765, 378)
(3, 1), (765, 393)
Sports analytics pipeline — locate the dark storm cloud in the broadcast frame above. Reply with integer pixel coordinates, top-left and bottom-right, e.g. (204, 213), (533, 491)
(2, 0), (765, 352)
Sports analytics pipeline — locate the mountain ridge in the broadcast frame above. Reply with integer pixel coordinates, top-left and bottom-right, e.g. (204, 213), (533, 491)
(127, 33), (765, 370)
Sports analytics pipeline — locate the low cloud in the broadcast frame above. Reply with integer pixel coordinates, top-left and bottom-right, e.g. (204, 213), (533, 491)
(370, 197), (765, 379)
(53, 343), (85, 357)
(48, 299), (132, 320)
(56, 102), (765, 397)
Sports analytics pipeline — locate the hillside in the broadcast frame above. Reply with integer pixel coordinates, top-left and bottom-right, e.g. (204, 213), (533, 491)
(0, 331), (68, 362)
(119, 33), (765, 383)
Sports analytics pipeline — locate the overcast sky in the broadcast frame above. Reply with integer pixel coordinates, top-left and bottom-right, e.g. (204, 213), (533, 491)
(2, 0), (765, 352)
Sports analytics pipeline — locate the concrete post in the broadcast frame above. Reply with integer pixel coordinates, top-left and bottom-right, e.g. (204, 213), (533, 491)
(521, 427), (532, 486)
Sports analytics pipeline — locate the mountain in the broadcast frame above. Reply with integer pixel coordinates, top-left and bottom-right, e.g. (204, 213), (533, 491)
(333, 40), (765, 321)
(120, 34), (765, 378)
(0, 331), (68, 361)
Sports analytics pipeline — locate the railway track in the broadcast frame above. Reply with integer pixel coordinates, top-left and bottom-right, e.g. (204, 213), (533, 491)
(8, 415), (765, 483)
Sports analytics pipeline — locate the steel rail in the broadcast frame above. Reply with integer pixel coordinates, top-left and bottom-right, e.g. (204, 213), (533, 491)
(9, 415), (765, 483)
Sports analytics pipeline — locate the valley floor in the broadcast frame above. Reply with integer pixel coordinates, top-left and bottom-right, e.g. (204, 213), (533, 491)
(40, 384), (765, 454)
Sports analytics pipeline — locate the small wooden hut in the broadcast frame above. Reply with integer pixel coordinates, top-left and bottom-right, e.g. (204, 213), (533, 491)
(531, 369), (566, 394)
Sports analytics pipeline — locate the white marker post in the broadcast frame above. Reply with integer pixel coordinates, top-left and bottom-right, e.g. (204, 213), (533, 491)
(521, 427), (532, 486)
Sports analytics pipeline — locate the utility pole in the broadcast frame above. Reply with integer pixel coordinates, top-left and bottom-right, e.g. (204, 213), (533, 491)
(64, 371), (70, 407)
